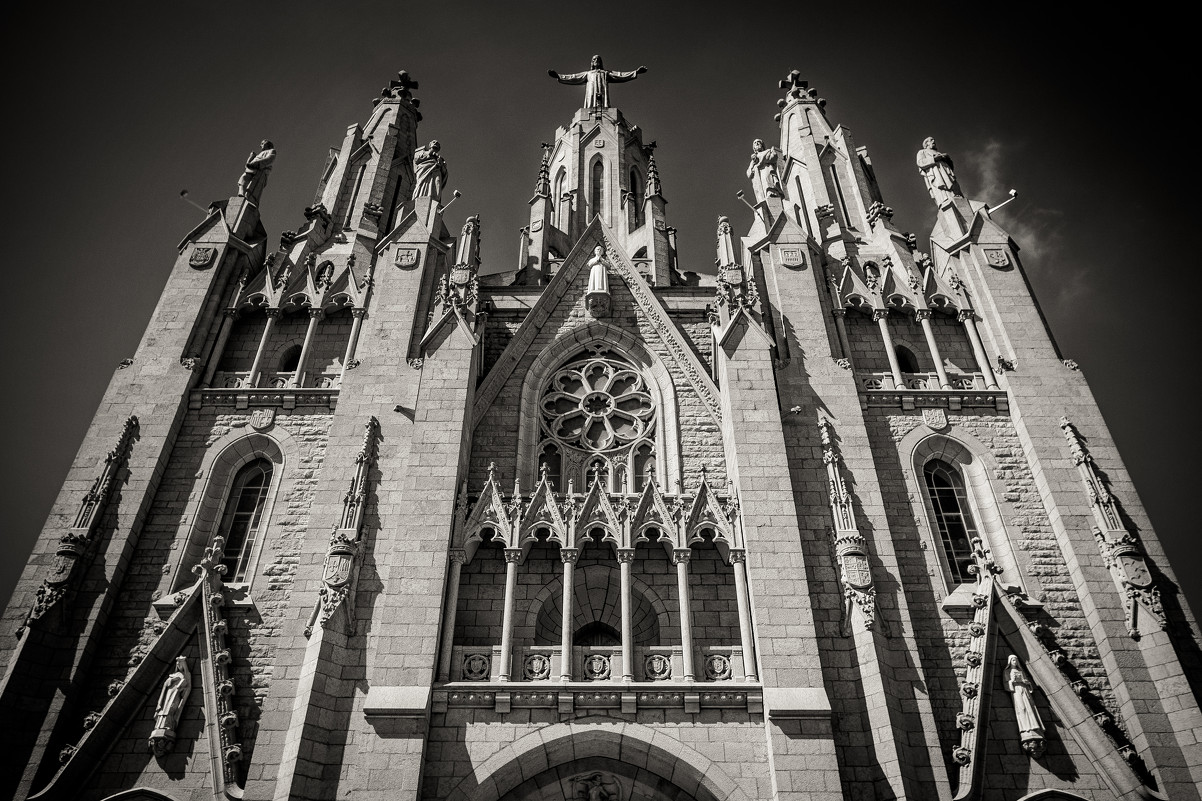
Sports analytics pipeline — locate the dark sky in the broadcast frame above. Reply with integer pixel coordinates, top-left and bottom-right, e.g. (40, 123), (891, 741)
(2, 4), (1197, 620)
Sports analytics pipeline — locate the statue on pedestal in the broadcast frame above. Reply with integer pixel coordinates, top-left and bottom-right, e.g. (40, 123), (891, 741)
(1005, 655), (1046, 758)
(148, 656), (192, 757)
(412, 140), (448, 202)
(237, 140), (276, 205)
(585, 245), (611, 318)
(916, 137), (961, 205)
(549, 55), (647, 109)
(747, 139), (784, 199)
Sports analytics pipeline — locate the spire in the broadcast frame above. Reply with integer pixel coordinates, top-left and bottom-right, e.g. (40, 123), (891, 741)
(374, 70), (421, 119)
(775, 70), (826, 122)
(645, 147), (662, 198)
(535, 142), (551, 197)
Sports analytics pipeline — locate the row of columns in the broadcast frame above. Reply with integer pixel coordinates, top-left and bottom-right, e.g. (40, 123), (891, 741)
(201, 305), (368, 389)
(832, 307), (999, 390)
(435, 544), (759, 684)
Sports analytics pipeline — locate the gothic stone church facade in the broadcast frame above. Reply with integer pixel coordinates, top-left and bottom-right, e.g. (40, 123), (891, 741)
(2, 62), (1199, 801)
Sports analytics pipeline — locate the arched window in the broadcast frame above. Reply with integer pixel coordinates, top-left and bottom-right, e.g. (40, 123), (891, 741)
(279, 344), (302, 372)
(628, 167), (643, 229)
(895, 344), (920, 374)
(575, 621), (620, 647)
(538, 442), (562, 491)
(219, 460), (274, 582)
(553, 168), (567, 230)
(540, 348), (656, 493)
(591, 159), (604, 223)
(923, 459), (978, 584)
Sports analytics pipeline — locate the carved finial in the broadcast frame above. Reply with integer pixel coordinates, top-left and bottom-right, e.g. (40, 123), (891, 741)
(539, 461), (550, 485)
(375, 70), (421, 116)
(535, 143), (552, 197)
(645, 150), (663, 198)
(487, 461), (498, 483)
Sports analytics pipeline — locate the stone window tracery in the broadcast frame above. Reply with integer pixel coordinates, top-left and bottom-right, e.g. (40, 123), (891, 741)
(923, 459), (978, 584)
(219, 460), (274, 583)
(539, 348), (656, 492)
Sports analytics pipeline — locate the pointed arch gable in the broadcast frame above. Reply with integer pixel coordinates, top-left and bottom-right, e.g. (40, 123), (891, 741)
(516, 321), (681, 490)
(446, 718), (752, 801)
(898, 425), (1027, 596)
(168, 425), (300, 591)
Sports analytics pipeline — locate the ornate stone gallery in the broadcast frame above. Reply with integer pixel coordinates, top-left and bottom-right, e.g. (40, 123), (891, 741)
(1, 57), (1199, 801)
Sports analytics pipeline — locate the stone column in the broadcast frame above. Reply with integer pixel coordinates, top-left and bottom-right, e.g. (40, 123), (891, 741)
(292, 308), (324, 388)
(246, 308), (281, 388)
(339, 308), (368, 383)
(559, 548), (578, 681)
(874, 309), (905, 388)
(617, 549), (635, 681)
(729, 549), (758, 682)
(436, 550), (466, 683)
(832, 308), (854, 367)
(916, 310), (951, 389)
(673, 549), (696, 681)
(497, 548), (522, 682)
(959, 309), (999, 389)
(201, 308), (238, 387)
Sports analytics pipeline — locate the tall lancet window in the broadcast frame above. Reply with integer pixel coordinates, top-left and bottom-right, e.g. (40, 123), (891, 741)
(539, 348), (656, 492)
(629, 167), (644, 229)
(923, 459), (978, 583)
(553, 168), (567, 230)
(219, 460), (274, 582)
(591, 159), (604, 223)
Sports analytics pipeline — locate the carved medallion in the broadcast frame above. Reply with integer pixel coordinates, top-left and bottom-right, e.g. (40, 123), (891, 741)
(530, 219), (543, 233)
(984, 248), (1010, 268)
(644, 653), (671, 680)
(922, 408), (948, 431)
(778, 247), (805, 269)
(249, 408), (275, 431)
(395, 247), (420, 268)
(704, 653), (732, 681)
(462, 652), (490, 681)
(584, 653), (611, 681)
(523, 653), (551, 681)
(189, 247), (216, 269)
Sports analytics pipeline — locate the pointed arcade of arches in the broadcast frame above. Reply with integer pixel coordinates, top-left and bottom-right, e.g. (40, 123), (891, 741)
(446, 719), (752, 801)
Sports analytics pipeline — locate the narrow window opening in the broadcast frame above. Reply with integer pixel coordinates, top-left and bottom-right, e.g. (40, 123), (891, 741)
(829, 164), (852, 228)
(538, 443), (562, 491)
(591, 160), (604, 223)
(575, 621), (621, 647)
(279, 344), (302, 372)
(923, 460), (978, 584)
(553, 168), (567, 230)
(219, 460), (274, 582)
(896, 344), (920, 374)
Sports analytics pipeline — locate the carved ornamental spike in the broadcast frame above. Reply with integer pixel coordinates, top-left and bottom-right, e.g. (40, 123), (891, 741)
(710, 216), (759, 325)
(436, 216), (481, 314)
(1060, 417), (1165, 638)
(20, 415), (138, 635)
(307, 417), (381, 637)
(191, 537), (244, 784)
(818, 418), (877, 635)
(951, 538), (1002, 783)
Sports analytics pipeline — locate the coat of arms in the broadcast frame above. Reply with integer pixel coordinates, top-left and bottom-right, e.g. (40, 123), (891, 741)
(778, 247), (805, 269)
(395, 248), (420, 268)
(529, 219), (543, 233)
(984, 248), (1010, 268)
(249, 408), (275, 431)
(922, 409), (948, 431)
(189, 247), (216, 269)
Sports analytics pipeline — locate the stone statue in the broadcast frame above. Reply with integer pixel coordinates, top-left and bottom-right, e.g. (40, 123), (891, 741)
(747, 138), (784, 199)
(237, 140), (276, 205)
(1005, 655), (1045, 757)
(548, 55), (647, 109)
(412, 139), (448, 201)
(916, 137), (960, 205)
(572, 771), (618, 801)
(148, 656), (192, 756)
(585, 245), (611, 318)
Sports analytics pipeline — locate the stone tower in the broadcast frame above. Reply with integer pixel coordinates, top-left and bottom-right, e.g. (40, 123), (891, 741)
(1, 62), (1199, 801)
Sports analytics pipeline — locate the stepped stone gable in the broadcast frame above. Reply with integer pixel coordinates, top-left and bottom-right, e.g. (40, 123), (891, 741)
(1, 60), (1199, 801)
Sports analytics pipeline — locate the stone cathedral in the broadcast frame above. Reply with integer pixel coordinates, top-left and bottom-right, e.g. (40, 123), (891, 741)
(2, 59), (1199, 801)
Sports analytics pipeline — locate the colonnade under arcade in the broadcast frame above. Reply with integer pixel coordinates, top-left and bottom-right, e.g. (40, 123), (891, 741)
(830, 255), (999, 392)
(438, 465), (758, 686)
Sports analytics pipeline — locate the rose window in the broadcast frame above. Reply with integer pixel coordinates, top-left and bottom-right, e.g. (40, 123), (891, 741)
(538, 349), (657, 492)
(540, 354), (654, 452)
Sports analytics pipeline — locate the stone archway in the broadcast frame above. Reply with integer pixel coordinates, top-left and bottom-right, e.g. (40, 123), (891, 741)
(446, 718), (751, 801)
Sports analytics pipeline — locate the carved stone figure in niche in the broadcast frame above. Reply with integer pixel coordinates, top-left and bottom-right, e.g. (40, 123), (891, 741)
(548, 55), (647, 109)
(1005, 655), (1045, 757)
(585, 244), (611, 317)
(572, 770), (620, 801)
(148, 656), (192, 756)
(237, 140), (276, 205)
(916, 137), (961, 205)
(412, 139), (448, 201)
(746, 138), (784, 198)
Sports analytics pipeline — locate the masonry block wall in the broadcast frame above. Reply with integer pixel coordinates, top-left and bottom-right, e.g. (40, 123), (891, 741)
(3, 67), (1200, 801)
